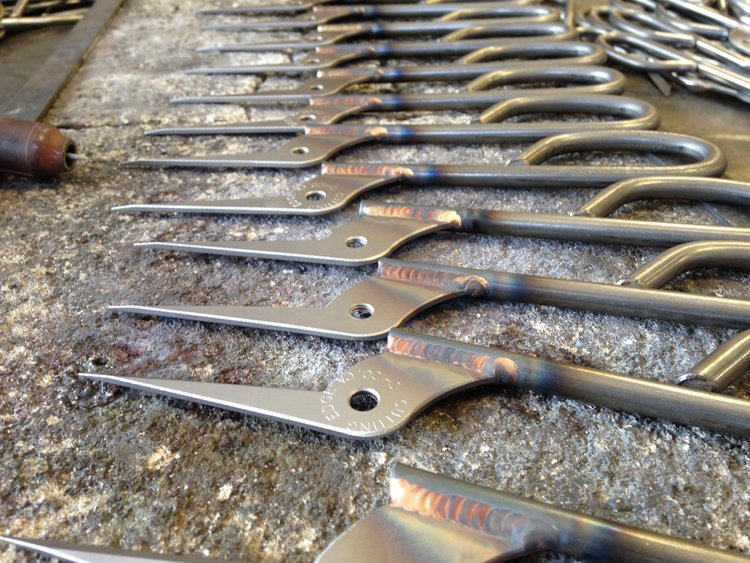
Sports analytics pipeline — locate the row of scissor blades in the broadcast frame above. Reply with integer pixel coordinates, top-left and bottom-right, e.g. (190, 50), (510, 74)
(52, 1), (750, 560)
(104, 0), (750, 442)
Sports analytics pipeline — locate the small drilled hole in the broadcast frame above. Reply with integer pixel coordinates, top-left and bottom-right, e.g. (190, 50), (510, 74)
(350, 390), (378, 412)
(305, 190), (326, 201)
(291, 146), (309, 155)
(349, 303), (374, 319)
(346, 236), (367, 248)
(299, 114), (317, 122)
(310, 84), (325, 91)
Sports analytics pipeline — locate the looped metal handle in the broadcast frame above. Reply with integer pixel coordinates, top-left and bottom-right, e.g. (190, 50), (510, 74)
(511, 130), (725, 174)
(479, 93), (657, 125)
(575, 177), (750, 217)
(618, 240), (750, 288)
(595, 30), (695, 73)
(467, 65), (626, 92)
(442, 21), (573, 41)
(679, 330), (750, 392)
(459, 39), (604, 64)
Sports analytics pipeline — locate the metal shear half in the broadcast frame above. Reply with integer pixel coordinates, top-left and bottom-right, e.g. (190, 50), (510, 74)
(81, 323), (750, 439)
(145, 89), (653, 136)
(317, 464), (750, 560)
(173, 41), (612, 104)
(132, 177), (750, 266)
(199, 3), (561, 32)
(184, 23), (575, 74)
(114, 130), (726, 214)
(112, 241), (750, 340)
(123, 95), (661, 169)
(7, 462), (749, 559)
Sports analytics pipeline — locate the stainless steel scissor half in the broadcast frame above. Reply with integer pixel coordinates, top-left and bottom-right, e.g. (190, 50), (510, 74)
(115, 130), (726, 214)
(124, 94), (662, 169)
(131, 177), (750, 266)
(112, 241), (750, 340)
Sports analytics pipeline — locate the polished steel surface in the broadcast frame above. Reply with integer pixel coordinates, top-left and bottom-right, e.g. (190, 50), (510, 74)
(81, 327), (750, 439)
(130, 179), (750, 266)
(317, 464), (750, 560)
(111, 242), (750, 339)
(115, 131), (726, 213)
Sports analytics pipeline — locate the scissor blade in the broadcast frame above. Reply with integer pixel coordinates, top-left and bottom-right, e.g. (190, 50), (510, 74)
(134, 216), (446, 266)
(110, 275), (455, 341)
(185, 62), (324, 75)
(201, 18), (323, 31)
(107, 303), (392, 340)
(196, 40), (322, 52)
(315, 507), (531, 563)
(79, 374), (337, 435)
(121, 150), (322, 169)
(171, 92), (311, 104)
(111, 196), (326, 216)
(0, 536), (211, 563)
(145, 121), (307, 135)
(134, 239), (383, 265)
(171, 77), (366, 104)
(124, 133), (362, 169)
(197, 3), (316, 15)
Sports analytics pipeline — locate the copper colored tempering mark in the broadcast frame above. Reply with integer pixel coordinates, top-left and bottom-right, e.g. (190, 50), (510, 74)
(390, 478), (556, 546)
(388, 333), (521, 382)
(321, 162), (415, 178)
(388, 333), (492, 376)
(361, 203), (462, 226)
(323, 67), (383, 77)
(307, 125), (388, 138)
(377, 263), (490, 295)
(310, 96), (381, 107)
(318, 23), (368, 32)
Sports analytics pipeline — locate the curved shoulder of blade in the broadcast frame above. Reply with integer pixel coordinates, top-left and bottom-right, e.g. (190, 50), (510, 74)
(111, 269), (461, 340)
(315, 506), (535, 562)
(134, 214), (452, 266)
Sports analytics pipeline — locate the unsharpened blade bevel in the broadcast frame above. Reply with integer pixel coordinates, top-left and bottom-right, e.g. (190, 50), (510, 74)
(79, 373), (337, 435)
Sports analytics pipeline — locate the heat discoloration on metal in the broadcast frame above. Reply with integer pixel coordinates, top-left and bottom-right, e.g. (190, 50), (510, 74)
(318, 464), (750, 561)
(320, 67), (382, 78)
(377, 262), (490, 296)
(387, 332), (520, 382)
(309, 95), (382, 107)
(321, 162), (415, 179)
(306, 125), (389, 139)
(360, 202), (461, 227)
(389, 477), (556, 547)
(318, 23), (369, 33)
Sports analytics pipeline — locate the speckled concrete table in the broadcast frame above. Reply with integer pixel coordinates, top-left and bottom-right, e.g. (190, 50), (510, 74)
(1, 1), (749, 561)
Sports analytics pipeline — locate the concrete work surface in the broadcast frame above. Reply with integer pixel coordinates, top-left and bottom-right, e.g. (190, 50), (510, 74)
(1, 0), (750, 560)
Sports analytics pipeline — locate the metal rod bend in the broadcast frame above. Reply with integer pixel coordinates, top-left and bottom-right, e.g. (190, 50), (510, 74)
(576, 177), (750, 217)
(620, 240), (750, 288)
